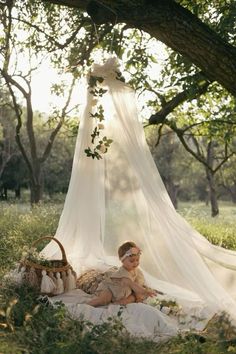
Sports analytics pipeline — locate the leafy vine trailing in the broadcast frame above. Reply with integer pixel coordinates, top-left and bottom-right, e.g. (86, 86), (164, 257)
(84, 75), (113, 160)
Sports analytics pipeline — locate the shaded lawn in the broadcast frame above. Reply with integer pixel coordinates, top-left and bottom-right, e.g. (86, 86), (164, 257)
(0, 200), (236, 353)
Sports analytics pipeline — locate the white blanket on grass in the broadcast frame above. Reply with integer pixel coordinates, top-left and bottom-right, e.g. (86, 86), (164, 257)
(50, 288), (215, 342)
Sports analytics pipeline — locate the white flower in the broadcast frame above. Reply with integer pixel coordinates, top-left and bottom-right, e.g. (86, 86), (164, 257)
(161, 306), (171, 315)
(91, 98), (98, 106)
(98, 144), (107, 153)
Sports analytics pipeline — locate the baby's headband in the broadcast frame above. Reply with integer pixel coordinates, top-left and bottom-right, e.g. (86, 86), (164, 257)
(120, 247), (141, 261)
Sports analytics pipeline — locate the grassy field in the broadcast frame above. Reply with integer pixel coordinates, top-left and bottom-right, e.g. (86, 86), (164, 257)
(179, 201), (236, 249)
(0, 200), (236, 353)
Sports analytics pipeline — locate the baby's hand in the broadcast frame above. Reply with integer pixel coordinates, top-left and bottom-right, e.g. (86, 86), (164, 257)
(134, 287), (156, 300)
(135, 294), (146, 303)
(145, 288), (157, 298)
(143, 288), (165, 298)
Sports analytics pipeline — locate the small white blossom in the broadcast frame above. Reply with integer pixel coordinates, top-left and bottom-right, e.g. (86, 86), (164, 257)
(98, 144), (107, 153)
(91, 98), (98, 106)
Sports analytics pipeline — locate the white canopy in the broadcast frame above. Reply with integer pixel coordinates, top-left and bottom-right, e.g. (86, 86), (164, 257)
(42, 57), (236, 323)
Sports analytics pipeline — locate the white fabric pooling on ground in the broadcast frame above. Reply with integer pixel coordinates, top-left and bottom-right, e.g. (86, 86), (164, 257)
(42, 57), (236, 338)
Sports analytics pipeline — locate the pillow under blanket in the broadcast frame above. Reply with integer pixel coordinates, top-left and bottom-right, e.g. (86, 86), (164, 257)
(76, 267), (118, 295)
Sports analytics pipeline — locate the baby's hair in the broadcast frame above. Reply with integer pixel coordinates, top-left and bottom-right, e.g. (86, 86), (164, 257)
(118, 241), (137, 259)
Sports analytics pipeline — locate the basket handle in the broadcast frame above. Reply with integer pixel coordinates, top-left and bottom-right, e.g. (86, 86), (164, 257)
(30, 236), (68, 263)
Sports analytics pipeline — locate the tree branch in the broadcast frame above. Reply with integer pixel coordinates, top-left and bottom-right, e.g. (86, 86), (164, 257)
(170, 124), (211, 169)
(10, 16), (87, 50)
(40, 77), (76, 163)
(43, 0), (88, 10)
(1, 69), (38, 161)
(1, 69), (29, 97)
(149, 81), (209, 125)
(5, 82), (35, 183)
(2, 0), (13, 72)
(42, 0), (236, 96)
(214, 152), (236, 174)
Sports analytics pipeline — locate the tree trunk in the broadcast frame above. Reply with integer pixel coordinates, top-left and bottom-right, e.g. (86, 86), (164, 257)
(206, 142), (219, 217)
(2, 186), (8, 200)
(206, 168), (219, 217)
(163, 177), (179, 209)
(43, 0), (236, 96)
(15, 186), (21, 199)
(228, 183), (236, 204)
(30, 183), (43, 204)
(30, 163), (43, 204)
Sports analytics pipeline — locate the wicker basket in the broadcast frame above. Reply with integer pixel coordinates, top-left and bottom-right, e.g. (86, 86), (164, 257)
(19, 236), (76, 295)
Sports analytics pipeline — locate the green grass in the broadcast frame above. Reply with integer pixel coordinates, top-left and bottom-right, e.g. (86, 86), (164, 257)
(0, 200), (236, 353)
(0, 284), (235, 354)
(0, 202), (62, 277)
(179, 201), (236, 249)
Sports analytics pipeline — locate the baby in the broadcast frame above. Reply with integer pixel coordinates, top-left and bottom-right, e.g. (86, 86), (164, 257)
(87, 241), (158, 307)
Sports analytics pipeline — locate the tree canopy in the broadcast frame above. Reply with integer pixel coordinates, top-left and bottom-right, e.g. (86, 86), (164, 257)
(1, 0), (236, 212)
(42, 0), (236, 96)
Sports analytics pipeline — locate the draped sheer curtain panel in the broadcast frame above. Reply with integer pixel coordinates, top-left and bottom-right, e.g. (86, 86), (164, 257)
(42, 57), (236, 323)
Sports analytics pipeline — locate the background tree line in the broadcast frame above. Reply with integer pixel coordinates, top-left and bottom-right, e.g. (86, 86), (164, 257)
(1, 102), (236, 211)
(0, 0), (236, 217)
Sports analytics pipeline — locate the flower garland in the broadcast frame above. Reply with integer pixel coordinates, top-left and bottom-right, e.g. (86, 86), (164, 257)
(84, 75), (113, 160)
(145, 296), (181, 316)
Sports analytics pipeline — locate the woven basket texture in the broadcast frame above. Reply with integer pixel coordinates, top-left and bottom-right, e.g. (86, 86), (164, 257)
(20, 236), (74, 292)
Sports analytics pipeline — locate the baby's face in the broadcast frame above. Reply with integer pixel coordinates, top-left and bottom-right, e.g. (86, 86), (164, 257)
(122, 254), (140, 271)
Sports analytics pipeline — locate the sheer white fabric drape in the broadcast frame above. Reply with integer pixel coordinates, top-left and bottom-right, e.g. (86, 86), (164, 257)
(42, 57), (236, 322)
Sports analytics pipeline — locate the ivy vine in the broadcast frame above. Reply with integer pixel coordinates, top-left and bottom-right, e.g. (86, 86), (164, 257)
(84, 75), (113, 160)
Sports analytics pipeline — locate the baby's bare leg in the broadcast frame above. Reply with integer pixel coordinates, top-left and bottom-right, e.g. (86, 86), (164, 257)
(87, 290), (112, 307)
(112, 293), (136, 305)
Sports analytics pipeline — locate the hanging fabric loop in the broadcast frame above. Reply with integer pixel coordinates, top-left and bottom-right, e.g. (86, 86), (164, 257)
(93, 21), (100, 46)
(89, 0), (118, 54)
(109, 15), (118, 54)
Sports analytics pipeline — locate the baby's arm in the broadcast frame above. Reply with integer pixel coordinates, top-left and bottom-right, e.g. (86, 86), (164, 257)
(135, 269), (164, 296)
(121, 277), (156, 298)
